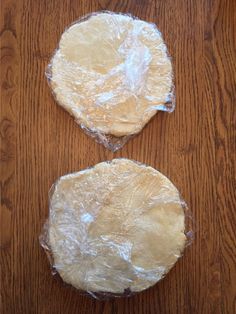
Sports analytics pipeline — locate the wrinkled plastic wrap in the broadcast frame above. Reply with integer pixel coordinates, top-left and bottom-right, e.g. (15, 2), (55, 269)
(46, 11), (175, 151)
(40, 159), (193, 299)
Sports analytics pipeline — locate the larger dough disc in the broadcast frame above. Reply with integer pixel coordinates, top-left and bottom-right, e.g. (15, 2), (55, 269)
(48, 159), (186, 294)
(50, 12), (173, 137)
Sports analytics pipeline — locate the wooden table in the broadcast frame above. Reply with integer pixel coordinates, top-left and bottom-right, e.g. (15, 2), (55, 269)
(1, 1), (235, 313)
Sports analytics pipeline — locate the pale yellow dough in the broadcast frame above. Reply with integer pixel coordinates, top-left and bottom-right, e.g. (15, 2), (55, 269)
(50, 12), (173, 137)
(49, 159), (186, 294)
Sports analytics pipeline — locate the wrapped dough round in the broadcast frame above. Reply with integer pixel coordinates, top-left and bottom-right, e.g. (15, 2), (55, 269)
(50, 12), (173, 137)
(48, 159), (187, 294)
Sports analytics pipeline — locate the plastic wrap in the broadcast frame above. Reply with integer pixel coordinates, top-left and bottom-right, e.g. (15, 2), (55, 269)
(46, 11), (175, 151)
(40, 159), (193, 299)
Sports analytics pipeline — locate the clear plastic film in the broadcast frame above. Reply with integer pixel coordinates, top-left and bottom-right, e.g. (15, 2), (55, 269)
(46, 11), (175, 151)
(40, 159), (193, 299)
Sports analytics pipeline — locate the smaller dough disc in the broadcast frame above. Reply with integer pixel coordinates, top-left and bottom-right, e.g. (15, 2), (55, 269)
(49, 159), (186, 294)
(50, 12), (173, 137)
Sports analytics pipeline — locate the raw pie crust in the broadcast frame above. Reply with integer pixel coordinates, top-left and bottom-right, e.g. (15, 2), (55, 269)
(49, 159), (186, 293)
(50, 12), (173, 137)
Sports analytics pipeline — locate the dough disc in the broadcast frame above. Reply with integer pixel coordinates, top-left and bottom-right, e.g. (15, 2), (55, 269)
(49, 159), (186, 294)
(50, 12), (173, 137)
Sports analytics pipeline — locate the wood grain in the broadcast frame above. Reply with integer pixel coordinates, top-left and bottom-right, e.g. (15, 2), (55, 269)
(1, 0), (235, 313)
